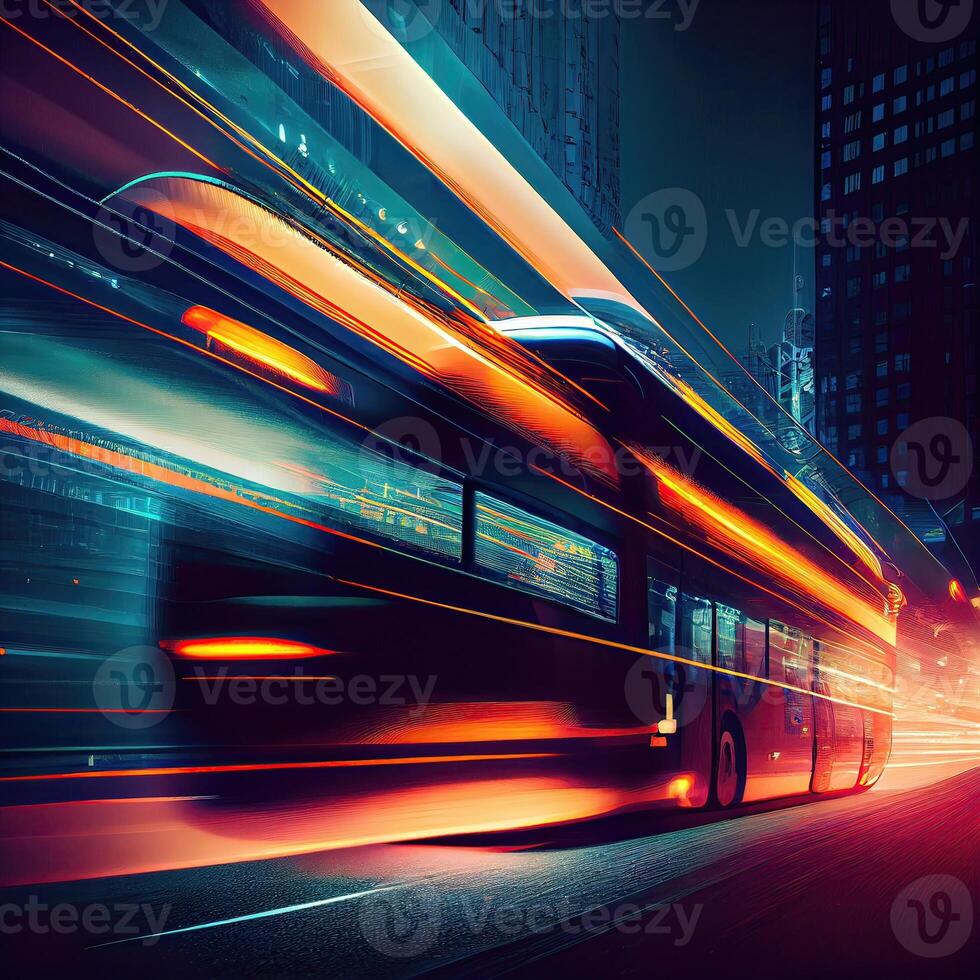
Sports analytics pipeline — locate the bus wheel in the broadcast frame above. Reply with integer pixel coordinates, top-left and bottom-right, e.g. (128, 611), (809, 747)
(716, 722), (744, 808)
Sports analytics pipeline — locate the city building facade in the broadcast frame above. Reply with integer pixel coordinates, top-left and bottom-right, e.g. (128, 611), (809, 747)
(814, 0), (978, 571)
(428, 1), (622, 232)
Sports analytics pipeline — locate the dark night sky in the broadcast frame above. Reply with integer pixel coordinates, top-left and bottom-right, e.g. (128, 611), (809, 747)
(621, 0), (817, 349)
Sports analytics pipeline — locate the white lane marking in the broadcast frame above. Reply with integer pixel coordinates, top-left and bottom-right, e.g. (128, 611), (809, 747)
(89, 884), (403, 947)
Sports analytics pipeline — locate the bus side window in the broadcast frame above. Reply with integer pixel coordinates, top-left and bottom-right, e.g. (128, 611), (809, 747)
(717, 605), (767, 677)
(771, 621), (809, 687)
(716, 604), (740, 671)
(647, 577), (678, 654)
(743, 617), (767, 678)
(680, 593), (713, 664)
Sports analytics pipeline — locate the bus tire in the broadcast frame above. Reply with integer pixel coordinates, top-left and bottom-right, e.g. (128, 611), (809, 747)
(715, 717), (746, 808)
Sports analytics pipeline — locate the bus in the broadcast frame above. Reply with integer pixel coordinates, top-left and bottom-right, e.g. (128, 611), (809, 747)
(0, 173), (896, 818)
(154, 297), (896, 815)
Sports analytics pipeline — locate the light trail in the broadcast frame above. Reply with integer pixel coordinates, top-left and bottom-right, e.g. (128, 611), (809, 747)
(0, 753), (560, 783)
(91, 885), (404, 947)
(334, 579), (894, 718)
(0, 15), (222, 173)
(612, 224), (951, 575)
(114, 175), (620, 482)
(531, 464), (890, 661)
(182, 306), (347, 395)
(164, 638), (338, 660)
(630, 446), (895, 645)
(54, 0), (521, 321)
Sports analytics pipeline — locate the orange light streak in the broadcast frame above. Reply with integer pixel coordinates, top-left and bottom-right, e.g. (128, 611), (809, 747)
(0, 15), (222, 173)
(55, 0), (513, 321)
(633, 447), (894, 645)
(0, 259), (369, 431)
(0, 753), (559, 783)
(163, 638), (336, 660)
(0, 416), (381, 551)
(531, 463), (888, 659)
(118, 176), (619, 482)
(250, 0), (648, 317)
(613, 227), (942, 573)
(181, 305), (343, 394)
(336, 579), (893, 717)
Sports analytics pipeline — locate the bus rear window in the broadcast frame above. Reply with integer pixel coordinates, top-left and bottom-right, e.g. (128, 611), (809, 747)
(474, 493), (618, 620)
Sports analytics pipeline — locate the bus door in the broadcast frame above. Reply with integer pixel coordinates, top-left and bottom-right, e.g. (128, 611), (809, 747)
(641, 566), (712, 807)
(766, 623), (815, 796)
(715, 606), (770, 802)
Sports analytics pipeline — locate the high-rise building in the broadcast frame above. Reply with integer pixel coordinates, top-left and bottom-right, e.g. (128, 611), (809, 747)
(427, 2), (621, 232)
(814, 0), (978, 571)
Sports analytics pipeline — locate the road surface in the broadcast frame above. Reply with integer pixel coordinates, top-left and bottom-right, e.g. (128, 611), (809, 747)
(2, 766), (977, 978)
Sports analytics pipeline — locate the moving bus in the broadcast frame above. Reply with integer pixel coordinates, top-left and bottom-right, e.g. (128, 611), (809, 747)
(147, 272), (896, 815)
(0, 173), (896, 818)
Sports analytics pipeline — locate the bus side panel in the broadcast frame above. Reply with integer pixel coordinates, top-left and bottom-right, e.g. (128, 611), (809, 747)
(813, 700), (864, 793)
(739, 680), (803, 803)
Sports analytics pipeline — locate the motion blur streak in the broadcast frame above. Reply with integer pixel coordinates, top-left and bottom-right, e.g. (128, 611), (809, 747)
(249, 0), (648, 316)
(0, 777), (629, 885)
(0, 258), (369, 429)
(163, 638), (338, 660)
(0, 417), (383, 551)
(631, 447), (895, 645)
(181, 306), (346, 395)
(94, 885), (404, 947)
(115, 174), (620, 482)
(335, 579), (894, 717)
(0, 754), (560, 783)
(533, 462), (889, 656)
